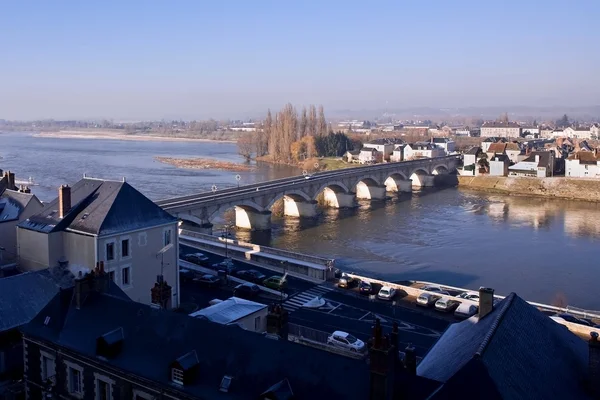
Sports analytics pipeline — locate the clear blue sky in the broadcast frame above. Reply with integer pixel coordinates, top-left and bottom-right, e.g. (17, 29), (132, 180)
(1, 0), (599, 120)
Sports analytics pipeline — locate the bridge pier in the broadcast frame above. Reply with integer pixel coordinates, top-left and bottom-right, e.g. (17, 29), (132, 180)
(384, 177), (413, 193)
(398, 179), (413, 192)
(414, 175), (436, 187)
(235, 207), (272, 231)
(283, 197), (318, 218)
(322, 188), (357, 208)
(356, 183), (387, 200)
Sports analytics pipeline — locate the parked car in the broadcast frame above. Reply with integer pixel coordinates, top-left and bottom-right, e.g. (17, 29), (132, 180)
(435, 297), (461, 313)
(338, 274), (358, 289)
(552, 313), (593, 327)
(377, 286), (396, 301)
(263, 276), (287, 291)
(233, 283), (261, 299)
(359, 281), (372, 295)
(212, 258), (236, 274)
(416, 291), (449, 307)
(421, 285), (444, 293)
(236, 269), (267, 284)
(327, 331), (365, 352)
(193, 274), (221, 289)
(182, 252), (210, 265)
(179, 268), (197, 283)
(455, 302), (479, 319)
(458, 292), (479, 301)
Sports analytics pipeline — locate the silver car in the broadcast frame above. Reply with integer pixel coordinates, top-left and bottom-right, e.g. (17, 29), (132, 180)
(417, 290), (449, 307)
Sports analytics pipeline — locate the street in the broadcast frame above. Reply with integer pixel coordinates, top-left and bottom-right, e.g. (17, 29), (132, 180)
(179, 244), (451, 357)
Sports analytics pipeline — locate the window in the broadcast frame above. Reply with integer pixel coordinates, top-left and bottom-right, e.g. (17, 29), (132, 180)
(106, 242), (115, 261)
(254, 316), (261, 331)
(40, 353), (55, 382)
(97, 379), (110, 400)
(121, 267), (130, 286)
(121, 239), (129, 258)
(171, 368), (184, 385)
(164, 229), (172, 246)
(108, 271), (115, 282)
(68, 367), (83, 395)
(132, 389), (155, 400)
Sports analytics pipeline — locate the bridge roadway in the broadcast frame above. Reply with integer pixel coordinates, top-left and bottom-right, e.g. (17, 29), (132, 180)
(156, 156), (459, 231)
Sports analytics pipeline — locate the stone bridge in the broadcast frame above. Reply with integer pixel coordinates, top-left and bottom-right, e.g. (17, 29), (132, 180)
(156, 156), (458, 231)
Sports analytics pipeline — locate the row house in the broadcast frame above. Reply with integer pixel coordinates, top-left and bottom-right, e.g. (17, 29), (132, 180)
(508, 151), (555, 177)
(16, 177), (180, 309)
(563, 127), (593, 140)
(480, 121), (521, 138)
(566, 150), (600, 178)
(403, 142), (446, 160)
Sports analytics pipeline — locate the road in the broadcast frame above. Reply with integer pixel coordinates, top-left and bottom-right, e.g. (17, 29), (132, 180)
(179, 244), (450, 357)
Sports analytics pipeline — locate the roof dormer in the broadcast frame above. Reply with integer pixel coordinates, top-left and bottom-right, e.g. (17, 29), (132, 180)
(170, 350), (199, 386)
(96, 327), (124, 359)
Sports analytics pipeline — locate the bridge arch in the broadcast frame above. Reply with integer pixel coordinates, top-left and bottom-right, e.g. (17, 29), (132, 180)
(265, 189), (313, 211)
(313, 182), (356, 209)
(409, 168), (430, 187)
(354, 176), (386, 200)
(384, 172), (411, 193)
(432, 165), (449, 175)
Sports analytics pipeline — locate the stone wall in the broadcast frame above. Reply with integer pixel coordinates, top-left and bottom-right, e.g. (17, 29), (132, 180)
(458, 175), (600, 202)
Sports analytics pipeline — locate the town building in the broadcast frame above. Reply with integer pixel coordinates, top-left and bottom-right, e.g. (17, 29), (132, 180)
(363, 139), (396, 159)
(481, 137), (507, 153)
(358, 147), (380, 164)
(432, 138), (455, 154)
(417, 289), (597, 399)
(16, 177), (180, 309)
(504, 142), (522, 163)
(592, 123), (600, 138)
(463, 146), (483, 170)
(404, 143), (445, 160)
(508, 151), (555, 177)
(188, 297), (268, 333)
(344, 149), (360, 163)
(520, 126), (540, 137)
(391, 144), (407, 162)
(488, 154), (510, 176)
(565, 150), (600, 178)
(564, 127), (592, 140)
(0, 181), (43, 267)
(485, 142), (507, 160)
(480, 122), (521, 138)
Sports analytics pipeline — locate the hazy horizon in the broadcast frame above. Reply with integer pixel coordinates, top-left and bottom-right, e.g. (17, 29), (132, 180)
(2, 0), (599, 121)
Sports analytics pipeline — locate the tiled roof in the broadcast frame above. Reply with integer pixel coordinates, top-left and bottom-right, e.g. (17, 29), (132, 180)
(19, 178), (176, 235)
(23, 288), (372, 399)
(487, 143), (507, 154)
(505, 142), (521, 152)
(418, 293), (592, 400)
(568, 151), (600, 164)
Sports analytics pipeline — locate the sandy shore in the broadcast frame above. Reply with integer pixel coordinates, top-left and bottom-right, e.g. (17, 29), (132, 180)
(155, 156), (255, 171)
(33, 130), (236, 143)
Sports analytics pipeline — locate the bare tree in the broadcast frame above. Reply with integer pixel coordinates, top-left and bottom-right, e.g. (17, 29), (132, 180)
(318, 105), (327, 136)
(299, 107), (308, 139)
(237, 132), (254, 160)
(308, 105), (317, 137)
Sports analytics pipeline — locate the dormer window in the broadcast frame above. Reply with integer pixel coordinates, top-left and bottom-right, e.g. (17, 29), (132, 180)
(220, 375), (233, 393)
(170, 350), (199, 386)
(96, 327), (124, 359)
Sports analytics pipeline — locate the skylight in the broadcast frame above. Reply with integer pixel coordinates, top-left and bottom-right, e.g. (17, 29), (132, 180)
(220, 375), (233, 392)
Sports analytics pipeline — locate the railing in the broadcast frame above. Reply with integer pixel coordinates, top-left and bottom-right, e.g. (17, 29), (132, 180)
(288, 323), (366, 359)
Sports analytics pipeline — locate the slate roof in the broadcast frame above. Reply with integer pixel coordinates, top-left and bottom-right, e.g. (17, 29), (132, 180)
(22, 288), (372, 400)
(522, 151), (552, 168)
(189, 297), (267, 325)
(18, 178), (176, 235)
(0, 189), (42, 223)
(418, 293), (593, 400)
(568, 151), (600, 164)
(360, 147), (378, 153)
(0, 268), (74, 332)
(481, 122), (521, 128)
(489, 154), (510, 162)
(505, 142), (521, 152)
(465, 146), (482, 155)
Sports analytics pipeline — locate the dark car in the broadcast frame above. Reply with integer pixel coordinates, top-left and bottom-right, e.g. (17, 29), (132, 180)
(338, 274), (358, 289)
(212, 258), (236, 274)
(182, 252), (210, 266)
(233, 283), (261, 299)
(179, 268), (197, 283)
(236, 269), (267, 284)
(557, 313), (592, 326)
(193, 274), (221, 289)
(263, 276), (287, 291)
(359, 281), (372, 295)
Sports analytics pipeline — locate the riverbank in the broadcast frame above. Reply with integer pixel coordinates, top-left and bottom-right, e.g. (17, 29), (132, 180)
(458, 175), (600, 202)
(33, 130), (236, 143)
(255, 155), (352, 172)
(154, 156), (255, 172)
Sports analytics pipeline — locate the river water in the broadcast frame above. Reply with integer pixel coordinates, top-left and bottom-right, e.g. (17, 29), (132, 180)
(2, 131), (600, 309)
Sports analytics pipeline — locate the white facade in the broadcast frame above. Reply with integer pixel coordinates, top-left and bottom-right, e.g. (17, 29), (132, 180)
(563, 127), (591, 139)
(358, 148), (379, 164)
(364, 142), (394, 158)
(433, 139), (455, 154)
(404, 144), (445, 160)
(591, 124), (600, 138)
(565, 158), (600, 178)
(480, 123), (521, 138)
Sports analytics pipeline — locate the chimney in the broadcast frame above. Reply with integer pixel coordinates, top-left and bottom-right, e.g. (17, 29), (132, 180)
(369, 319), (396, 400)
(535, 155), (540, 163)
(74, 270), (93, 310)
(590, 331), (600, 397)
(151, 276), (172, 309)
(7, 171), (15, 190)
(59, 184), (71, 218)
(479, 287), (494, 319)
(404, 344), (417, 374)
(266, 303), (289, 340)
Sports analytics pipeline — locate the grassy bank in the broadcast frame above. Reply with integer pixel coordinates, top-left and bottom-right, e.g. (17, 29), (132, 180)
(255, 156), (353, 172)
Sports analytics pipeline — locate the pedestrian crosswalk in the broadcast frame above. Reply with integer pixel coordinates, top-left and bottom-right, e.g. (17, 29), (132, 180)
(283, 285), (333, 313)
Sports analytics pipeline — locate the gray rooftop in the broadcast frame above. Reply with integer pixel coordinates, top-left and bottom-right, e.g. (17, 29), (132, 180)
(189, 297), (267, 325)
(0, 189), (41, 224)
(19, 178), (176, 235)
(418, 293), (593, 400)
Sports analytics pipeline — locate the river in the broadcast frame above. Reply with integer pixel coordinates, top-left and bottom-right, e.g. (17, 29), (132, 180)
(2, 131), (600, 310)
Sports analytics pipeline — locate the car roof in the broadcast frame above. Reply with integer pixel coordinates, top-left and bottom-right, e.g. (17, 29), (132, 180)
(332, 330), (349, 337)
(380, 286), (392, 290)
(201, 274), (216, 279)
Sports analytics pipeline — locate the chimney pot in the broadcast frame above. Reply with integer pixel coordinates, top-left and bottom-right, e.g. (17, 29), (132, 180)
(404, 344), (417, 374)
(478, 287), (495, 319)
(58, 184), (72, 218)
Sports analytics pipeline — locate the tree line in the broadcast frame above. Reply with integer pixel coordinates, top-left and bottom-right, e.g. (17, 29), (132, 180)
(237, 103), (357, 162)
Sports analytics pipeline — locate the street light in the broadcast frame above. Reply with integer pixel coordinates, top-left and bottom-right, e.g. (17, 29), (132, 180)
(279, 261), (289, 303)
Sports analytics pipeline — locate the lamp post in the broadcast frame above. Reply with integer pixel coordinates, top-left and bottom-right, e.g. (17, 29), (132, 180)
(279, 260), (288, 303)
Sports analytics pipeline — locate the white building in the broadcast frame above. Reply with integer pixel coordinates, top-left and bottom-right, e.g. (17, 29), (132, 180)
(488, 154), (510, 176)
(480, 122), (521, 138)
(565, 151), (600, 178)
(481, 137), (506, 153)
(391, 144), (406, 162)
(591, 124), (600, 138)
(189, 297), (268, 333)
(432, 138), (455, 154)
(358, 147), (380, 164)
(463, 146), (482, 168)
(364, 139), (395, 159)
(508, 151), (555, 177)
(520, 126), (540, 137)
(16, 177), (180, 309)
(563, 127), (592, 140)
(404, 143), (445, 160)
